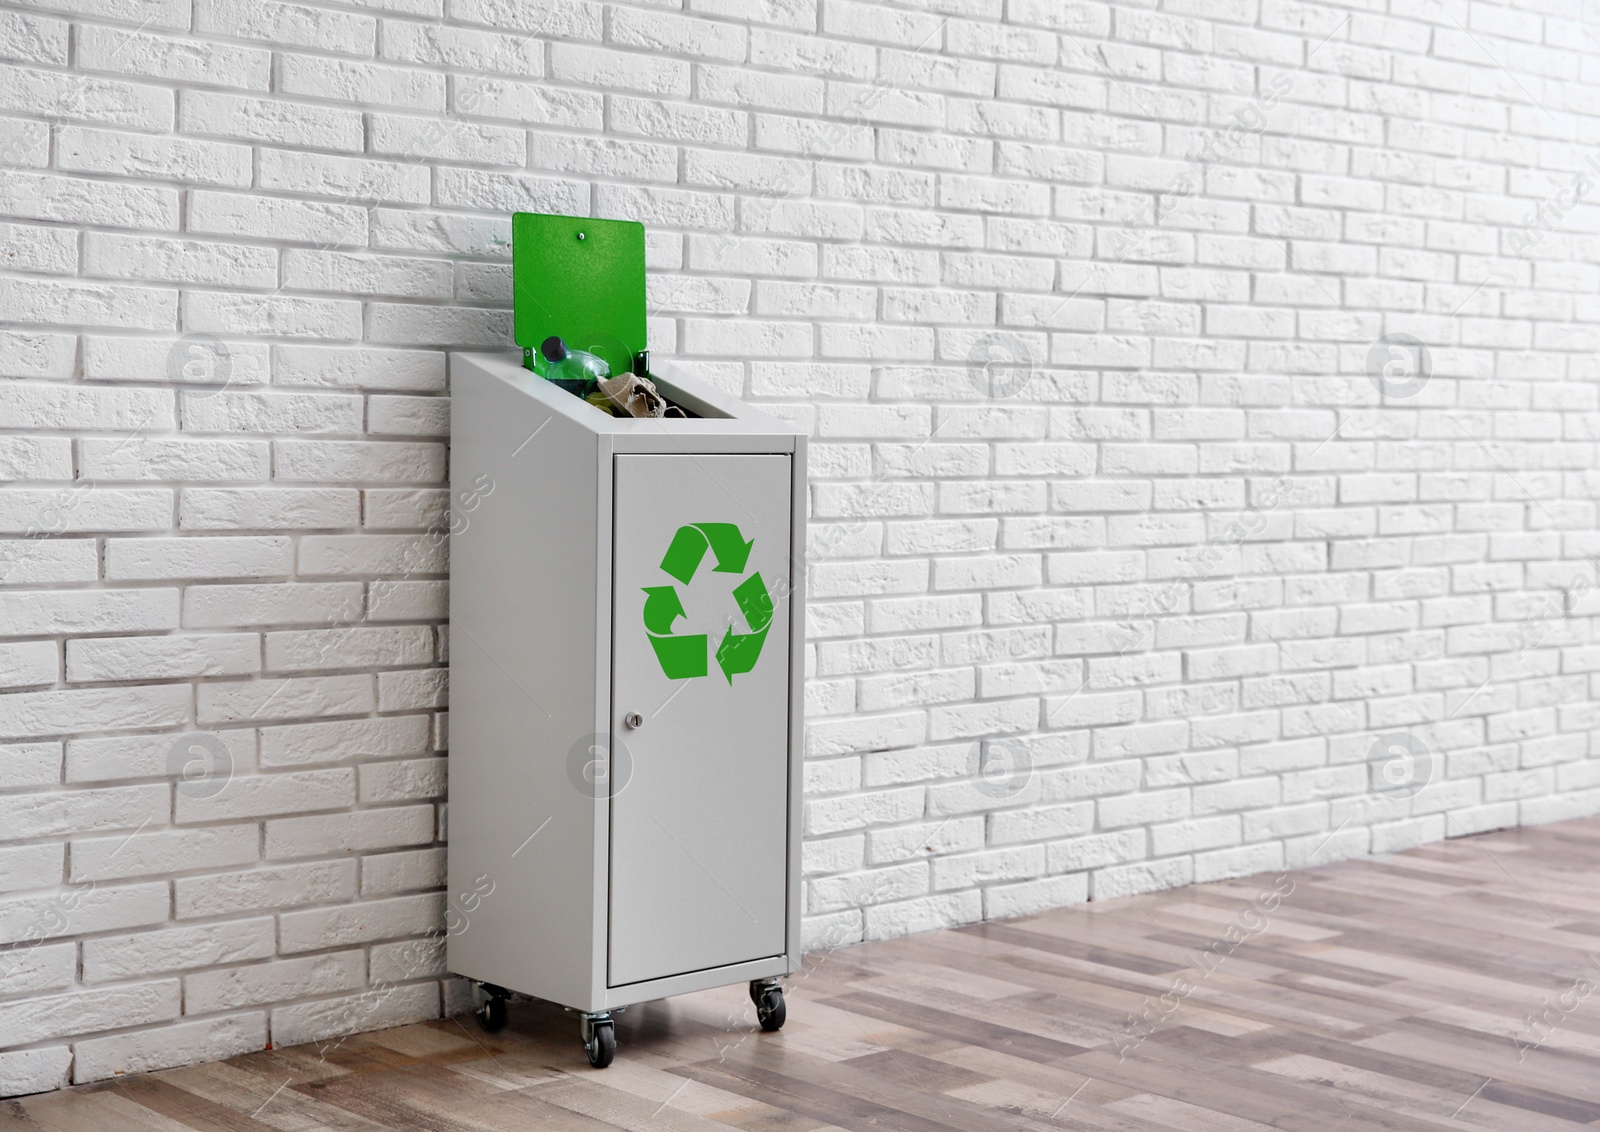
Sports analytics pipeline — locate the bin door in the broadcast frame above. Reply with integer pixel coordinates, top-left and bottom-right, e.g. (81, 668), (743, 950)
(609, 454), (792, 987)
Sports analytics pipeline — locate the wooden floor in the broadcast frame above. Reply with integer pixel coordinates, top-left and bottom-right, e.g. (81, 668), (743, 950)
(7, 817), (1600, 1130)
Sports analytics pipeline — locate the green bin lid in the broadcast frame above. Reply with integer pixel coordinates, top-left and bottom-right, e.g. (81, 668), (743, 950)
(512, 212), (645, 378)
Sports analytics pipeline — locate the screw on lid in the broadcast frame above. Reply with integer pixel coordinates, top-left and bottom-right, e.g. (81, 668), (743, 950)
(540, 336), (567, 363)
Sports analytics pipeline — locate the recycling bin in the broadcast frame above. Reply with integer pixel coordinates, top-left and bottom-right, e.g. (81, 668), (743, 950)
(446, 214), (805, 1068)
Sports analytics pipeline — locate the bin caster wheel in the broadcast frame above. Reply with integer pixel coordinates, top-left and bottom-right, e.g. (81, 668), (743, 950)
(472, 983), (510, 1033)
(476, 995), (508, 1033)
(750, 981), (785, 1032)
(582, 1014), (615, 1068)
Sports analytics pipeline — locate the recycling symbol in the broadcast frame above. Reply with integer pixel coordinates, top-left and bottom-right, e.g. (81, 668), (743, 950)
(642, 523), (773, 682)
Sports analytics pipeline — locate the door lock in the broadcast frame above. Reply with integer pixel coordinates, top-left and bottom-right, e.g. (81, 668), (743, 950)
(623, 712), (643, 730)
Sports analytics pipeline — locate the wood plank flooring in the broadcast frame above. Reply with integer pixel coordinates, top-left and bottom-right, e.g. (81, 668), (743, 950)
(6, 816), (1600, 1130)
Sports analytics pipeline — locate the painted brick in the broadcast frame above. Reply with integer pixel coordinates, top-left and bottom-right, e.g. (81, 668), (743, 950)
(361, 846), (445, 895)
(263, 805), (436, 857)
(180, 90), (364, 151)
(81, 335), (268, 386)
(0, 11), (68, 66)
(186, 950), (365, 1012)
(58, 126), (250, 187)
(72, 826), (259, 883)
(0, 644), (57, 692)
(176, 860), (357, 919)
(0, 982), (180, 1048)
(183, 581), (363, 628)
(277, 891), (443, 952)
(73, 1013), (266, 1084)
(0, 221), (77, 275)
(196, 673), (374, 725)
(76, 25), (269, 88)
(0, 65), (172, 131)
(275, 345), (445, 391)
(0, 881), (169, 947)
(269, 980), (438, 1047)
(259, 714), (431, 767)
(82, 919), (274, 980)
(188, 191), (368, 247)
(379, 22), (542, 74)
(0, 1047), (71, 1097)
(104, 536), (290, 580)
(64, 727), (254, 784)
(279, 55), (444, 112)
(0, 171), (178, 229)
(194, 0), (375, 54)
(0, 685), (190, 741)
(180, 488), (361, 531)
(175, 767), (355, 822)
(66, 632), (259, 682)
(83, 234), (276, 288)
(0, 941), (76, 997)
(358, 756), (445, 804)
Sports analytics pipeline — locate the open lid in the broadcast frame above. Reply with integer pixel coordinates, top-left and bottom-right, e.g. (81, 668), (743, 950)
(512, 212), (646, 378)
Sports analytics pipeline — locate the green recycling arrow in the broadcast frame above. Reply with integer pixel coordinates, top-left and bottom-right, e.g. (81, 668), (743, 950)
(641, 586), (684, 634)
(644, 584), (704, 676)
(648, 631), (708, 679)
(643, 524), (771, 682)
(659, 523), (754, 584)
(730, 571), (773, 633)
(714, 571), (773, 683)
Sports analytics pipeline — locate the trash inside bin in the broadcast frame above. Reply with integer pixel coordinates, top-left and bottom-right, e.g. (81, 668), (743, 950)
(537, 335), (608, 396)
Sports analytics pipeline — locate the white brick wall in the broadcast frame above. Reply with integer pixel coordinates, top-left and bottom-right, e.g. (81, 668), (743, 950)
(3, 0), (1600, 1096)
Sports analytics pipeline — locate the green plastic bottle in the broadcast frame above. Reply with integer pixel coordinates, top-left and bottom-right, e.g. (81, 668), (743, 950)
(538, 336), (609, 396)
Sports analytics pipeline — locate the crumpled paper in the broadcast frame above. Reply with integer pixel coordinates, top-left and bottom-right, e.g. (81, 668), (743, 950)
(596, 372), (686, 418)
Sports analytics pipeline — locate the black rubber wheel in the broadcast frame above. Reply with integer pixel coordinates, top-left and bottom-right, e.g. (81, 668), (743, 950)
(749, 979), (781, 1006)
(585, 1020), (615, 1068)
(756, 987), (785, 1032)
(476, 996), (507, 1033)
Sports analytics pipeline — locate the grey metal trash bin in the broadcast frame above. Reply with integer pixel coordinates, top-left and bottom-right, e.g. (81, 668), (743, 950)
(446, 350), (806, 1067)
